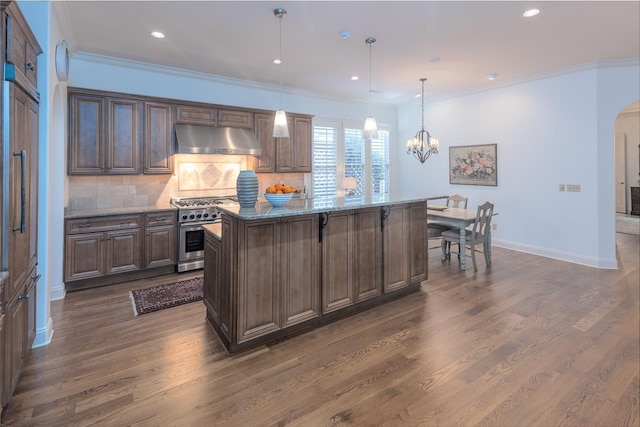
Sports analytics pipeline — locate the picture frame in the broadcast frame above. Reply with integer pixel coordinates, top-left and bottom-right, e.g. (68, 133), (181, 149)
(449, 143), (498, 186)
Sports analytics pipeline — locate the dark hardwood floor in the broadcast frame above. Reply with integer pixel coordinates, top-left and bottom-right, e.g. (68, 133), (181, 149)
(2, 233), (638, 426)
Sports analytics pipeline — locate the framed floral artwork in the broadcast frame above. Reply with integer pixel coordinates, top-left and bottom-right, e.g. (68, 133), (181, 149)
(449, 144), (498, 186)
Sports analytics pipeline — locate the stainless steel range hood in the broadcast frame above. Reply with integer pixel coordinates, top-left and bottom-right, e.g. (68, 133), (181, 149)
(175, 124), (261, 155)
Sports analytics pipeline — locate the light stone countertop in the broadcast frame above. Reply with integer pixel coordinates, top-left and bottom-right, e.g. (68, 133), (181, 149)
(64, 203), (176, 219)
(218, 193), (430, 220)
(202, 223), (222, 241)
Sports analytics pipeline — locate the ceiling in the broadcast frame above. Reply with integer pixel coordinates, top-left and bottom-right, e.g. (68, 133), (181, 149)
(57, 1), (640, 105)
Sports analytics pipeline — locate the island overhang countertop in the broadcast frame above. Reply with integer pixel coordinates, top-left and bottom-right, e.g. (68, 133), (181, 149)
(217, 193), (431, 220)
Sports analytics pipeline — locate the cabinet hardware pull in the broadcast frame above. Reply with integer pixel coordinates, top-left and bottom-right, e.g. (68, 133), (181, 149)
(25, 62), (35, 71)
(12, 150), (26, 233)
(120, 220), (130, 224)
(319, 212), (330, 243)
(31, 274), (42, 282)
(156, 217), (165, 221)
(18, 293), (30, 300)
(381, 206), (390, 232)
(79, 223), (92, 228)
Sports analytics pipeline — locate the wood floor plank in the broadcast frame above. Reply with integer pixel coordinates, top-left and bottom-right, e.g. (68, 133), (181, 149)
(1, 234), (638, 426)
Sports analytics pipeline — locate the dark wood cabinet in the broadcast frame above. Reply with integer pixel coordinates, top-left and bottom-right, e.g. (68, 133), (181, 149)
(383, 203), (428, 292)
(144, 212), (177, 268)
(204, 229), (225, 336)
(253, 112), (276, 173)
(631, 187), (640, 216)
(218, 109), (254, 129)
(175, 104), (217, 126)
(64, 211), (177, 289)
(274, 115), (312, 173)
(143, 102), (173, 174)
(69, 90), (174, 175)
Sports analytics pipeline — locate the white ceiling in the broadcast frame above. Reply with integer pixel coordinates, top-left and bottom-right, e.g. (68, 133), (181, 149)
(56, 1), (640, 105)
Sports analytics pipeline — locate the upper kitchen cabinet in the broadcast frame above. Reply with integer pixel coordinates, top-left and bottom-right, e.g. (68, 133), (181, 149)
(68, 89), (174, 175)
(217, 109), (254, 129)
(4, 2), (42, 98)
(143, 102), (173, 174)
(175, 104), (217, 126)
(253, 113), (313, 173)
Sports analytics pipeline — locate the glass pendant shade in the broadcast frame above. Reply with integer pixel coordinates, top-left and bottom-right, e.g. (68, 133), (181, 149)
(273, 109), (289, 138)
(364, 116), (378, 140)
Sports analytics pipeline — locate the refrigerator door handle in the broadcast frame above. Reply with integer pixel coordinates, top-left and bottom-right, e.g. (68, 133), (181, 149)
(12, 149), (26, 233)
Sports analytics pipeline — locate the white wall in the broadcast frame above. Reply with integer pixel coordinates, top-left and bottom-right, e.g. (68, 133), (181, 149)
(395, 61), (640, 269)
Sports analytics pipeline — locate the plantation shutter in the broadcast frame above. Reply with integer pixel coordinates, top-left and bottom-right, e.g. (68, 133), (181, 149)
(344, 127), (365, 196)
(370, 130), (390, 194)
(312, 125), (338, 198)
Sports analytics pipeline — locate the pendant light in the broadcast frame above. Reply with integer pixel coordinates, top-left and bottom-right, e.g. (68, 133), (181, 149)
(273, 8), (289, 138)
(363, 37), (378, 140)
(407, 78), (439, 164)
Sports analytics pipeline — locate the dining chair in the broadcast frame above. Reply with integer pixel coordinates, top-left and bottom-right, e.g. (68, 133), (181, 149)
(427, 194), (468, 247)
(441, 201), (494, 271)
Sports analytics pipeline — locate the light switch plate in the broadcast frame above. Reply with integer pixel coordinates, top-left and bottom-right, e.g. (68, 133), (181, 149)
(567, 184), (581, 192)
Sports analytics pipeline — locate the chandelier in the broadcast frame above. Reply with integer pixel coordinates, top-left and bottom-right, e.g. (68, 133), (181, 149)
(407, 78), (439, 163)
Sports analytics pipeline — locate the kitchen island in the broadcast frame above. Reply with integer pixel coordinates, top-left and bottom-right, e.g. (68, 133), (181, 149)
(203, 194), (429, 354)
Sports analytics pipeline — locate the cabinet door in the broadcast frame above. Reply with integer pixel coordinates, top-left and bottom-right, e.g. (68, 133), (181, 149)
(218, 109), (254, 129)
(5, 292), (26, 398)
(68, 92), (105, 174)
(292, 116), (312, 172)
(25, 273), (38, 352)
(144, 102), (174, 174)
(104, 228), (142, 275)
(354, 208), (383, 302)
(175, 104), (216, 125)
(237, 219), (281, 343)
(253, 113), (276, 173)
(321, 210), (355, 313)
(204, 235), (222, 325)
(275, 116), (295, 172)
(145, 225), (176, 268)
(281, 215), (320, 327)
(383, 203), (427, 292)
(65, 233), (104, 281)
(27, 94), (39, 275)
(0, 310), (4, 412)
(106, 98), (141, 174)
(6, 85), (33, 300)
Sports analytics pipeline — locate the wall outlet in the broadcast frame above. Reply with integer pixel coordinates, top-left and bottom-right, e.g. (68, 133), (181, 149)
(567, 184), (581, 192)
(491, 223), (497, 231)
(559, 184), (565, 192)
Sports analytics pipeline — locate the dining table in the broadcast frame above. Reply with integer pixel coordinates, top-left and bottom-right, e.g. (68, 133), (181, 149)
(426, 205), (495, 271)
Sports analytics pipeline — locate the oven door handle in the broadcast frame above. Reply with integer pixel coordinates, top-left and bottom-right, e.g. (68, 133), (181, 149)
(180, 220), (220, 228)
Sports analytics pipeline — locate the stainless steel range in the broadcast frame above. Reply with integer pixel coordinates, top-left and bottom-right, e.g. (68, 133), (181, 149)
(171, 195), (238, 272)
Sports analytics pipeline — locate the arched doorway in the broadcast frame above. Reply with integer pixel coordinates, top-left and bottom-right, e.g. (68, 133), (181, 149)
(614, 100), (640, 234)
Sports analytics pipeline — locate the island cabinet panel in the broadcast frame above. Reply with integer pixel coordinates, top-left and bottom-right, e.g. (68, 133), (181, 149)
(354, 208), (383, 302)
(281, 215), (320, 327)
(383, 203), (428, 292)
(237, 220), (281, 344)
(321, 210), (355, 313)
(204, 234), (223, 330)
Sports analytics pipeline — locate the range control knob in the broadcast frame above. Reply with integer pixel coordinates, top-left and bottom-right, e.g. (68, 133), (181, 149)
(196, 214), (202, 219)
(182, 214), (188, 220)
(203, 213), (209, 218)
(189, 214), (195, 220)
(211, 213), (217, 219)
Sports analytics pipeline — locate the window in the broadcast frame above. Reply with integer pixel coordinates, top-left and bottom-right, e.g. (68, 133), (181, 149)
(313, 120), (390, 198)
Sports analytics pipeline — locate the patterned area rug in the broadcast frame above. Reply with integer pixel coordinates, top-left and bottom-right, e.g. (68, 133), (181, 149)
(129, 277), (203, 316)
(616, 214), (640, 236)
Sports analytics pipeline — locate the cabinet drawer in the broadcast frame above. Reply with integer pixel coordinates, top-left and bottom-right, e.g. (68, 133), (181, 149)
(218, 109), (254, 129)
(5, 5), (41, 91)
(66, 215), (142, 234)
(175, 105), (217, 125)
(144, 211), (177, 226)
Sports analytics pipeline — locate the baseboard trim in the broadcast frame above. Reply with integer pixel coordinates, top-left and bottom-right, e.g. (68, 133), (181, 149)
(51, 282), (66, 300)
(33, 316), (54, 348)
(492, 238), (618, 270)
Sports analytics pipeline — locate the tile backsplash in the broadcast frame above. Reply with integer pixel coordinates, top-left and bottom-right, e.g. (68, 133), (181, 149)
(67, 154), (307, 209)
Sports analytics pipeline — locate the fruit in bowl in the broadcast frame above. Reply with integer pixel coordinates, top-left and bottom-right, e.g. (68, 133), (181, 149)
(265, 183), (301, 194)
(264, 192), (293, 207)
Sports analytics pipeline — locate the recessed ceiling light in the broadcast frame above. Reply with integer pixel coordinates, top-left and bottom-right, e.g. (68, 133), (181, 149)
(415, 93), (421, 98)
(340, 30), (351, 39)
(272, 59), (283, 65)
(428, 57), (441, 63)
(521, 8), (541, 18)
(350, 75), (359, 81)
(150, 31), (165, 39)
(486, 73), (498, 81)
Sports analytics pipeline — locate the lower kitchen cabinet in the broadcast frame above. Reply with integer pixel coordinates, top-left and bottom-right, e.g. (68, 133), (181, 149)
(321, 207), (382, 313)
(64, 210), (177, 289)
(204, 229), (228, 339)
(383, 202), (428, 292)
(144, 212), (177, 268)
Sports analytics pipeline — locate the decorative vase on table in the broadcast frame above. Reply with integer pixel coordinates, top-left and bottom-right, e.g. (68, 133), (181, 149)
(236, 170), (259, 208)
